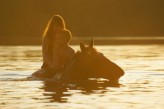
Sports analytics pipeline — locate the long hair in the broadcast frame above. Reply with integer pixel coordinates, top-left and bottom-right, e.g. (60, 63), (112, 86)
(43, 15), (66, 38)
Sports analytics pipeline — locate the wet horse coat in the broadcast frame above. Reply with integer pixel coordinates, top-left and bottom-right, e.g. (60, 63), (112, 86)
(55, 39), (125, 83)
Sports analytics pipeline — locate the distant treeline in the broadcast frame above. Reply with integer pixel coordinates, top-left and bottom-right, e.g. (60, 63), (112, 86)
(0, 0), (164, 38)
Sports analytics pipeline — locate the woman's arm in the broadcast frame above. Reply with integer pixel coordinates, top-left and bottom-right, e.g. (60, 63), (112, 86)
(52, 48), (59, 69)
(51, 37), (61, 69)
(42, 37), (53, 67)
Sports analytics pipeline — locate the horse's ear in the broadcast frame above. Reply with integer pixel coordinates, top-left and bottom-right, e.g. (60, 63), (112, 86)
(89, 37), (94, 48)
(80, 42), (86, 52)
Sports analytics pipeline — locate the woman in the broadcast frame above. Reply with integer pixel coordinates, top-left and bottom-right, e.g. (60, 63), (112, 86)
(53, 29), (75, 68)
(32, 15), (75, 78)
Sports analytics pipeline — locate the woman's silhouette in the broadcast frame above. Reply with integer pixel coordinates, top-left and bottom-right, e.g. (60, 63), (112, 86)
(32, 15), (75, 78)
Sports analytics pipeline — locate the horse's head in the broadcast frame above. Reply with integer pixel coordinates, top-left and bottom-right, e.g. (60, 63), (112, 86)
(62, 38), (124, 83)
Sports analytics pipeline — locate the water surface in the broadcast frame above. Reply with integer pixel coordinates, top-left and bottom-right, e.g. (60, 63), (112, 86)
(0, 45), (164, 109)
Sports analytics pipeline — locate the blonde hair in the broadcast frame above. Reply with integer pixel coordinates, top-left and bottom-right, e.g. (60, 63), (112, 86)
(43, 15), (66, 38)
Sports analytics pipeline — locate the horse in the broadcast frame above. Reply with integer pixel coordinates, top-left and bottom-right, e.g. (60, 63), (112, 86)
(53, 38), (125, 84)
(31, 38), (125, 85)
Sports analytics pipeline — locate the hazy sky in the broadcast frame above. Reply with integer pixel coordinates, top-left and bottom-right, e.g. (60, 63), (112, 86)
(0, 0), (164, 37)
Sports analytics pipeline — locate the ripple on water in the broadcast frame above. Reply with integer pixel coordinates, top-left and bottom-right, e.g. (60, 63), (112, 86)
(0, 45), (164, 109)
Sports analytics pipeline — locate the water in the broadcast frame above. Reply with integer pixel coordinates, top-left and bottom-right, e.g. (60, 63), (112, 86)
(0, 45), (164, 109)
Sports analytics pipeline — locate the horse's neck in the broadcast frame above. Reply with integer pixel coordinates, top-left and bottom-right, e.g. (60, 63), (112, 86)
(62, 53), (79, 73)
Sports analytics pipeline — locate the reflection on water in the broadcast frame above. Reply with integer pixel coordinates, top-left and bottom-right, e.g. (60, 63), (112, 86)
(42, 79), (120, 103)
(0, 45), (164, 109)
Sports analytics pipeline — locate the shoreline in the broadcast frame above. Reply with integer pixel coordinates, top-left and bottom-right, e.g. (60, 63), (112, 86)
(0, 36), (164, 45)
